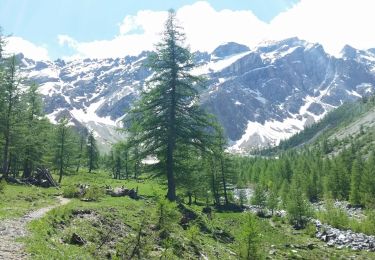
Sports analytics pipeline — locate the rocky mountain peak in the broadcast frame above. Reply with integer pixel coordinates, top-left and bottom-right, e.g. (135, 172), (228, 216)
(211, 42), (250, 58)
(17, 39), (375, 153)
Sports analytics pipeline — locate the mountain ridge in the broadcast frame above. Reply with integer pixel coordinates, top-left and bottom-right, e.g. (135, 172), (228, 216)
(15, 37), (375, 152)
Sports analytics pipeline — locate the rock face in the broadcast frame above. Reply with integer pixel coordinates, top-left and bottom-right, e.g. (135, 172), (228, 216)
(18, 38), (375, 152)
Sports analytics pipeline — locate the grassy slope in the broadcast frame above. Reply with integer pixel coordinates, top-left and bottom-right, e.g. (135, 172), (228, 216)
(0, 183), (57, 220)
(0, 171), (367, 259)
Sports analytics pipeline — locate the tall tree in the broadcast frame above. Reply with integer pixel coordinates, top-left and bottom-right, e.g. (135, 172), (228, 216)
(22, 83), (48, 177)
(1, 55), (22, 176)
(349, 158), (362, 206)
(76, 128), (88, 172)
(213, 125), (235, 206)
(361, 152), (375, 208)
(128, 10), (212, 201)
(87, 130), (99, 173)
(54, 117), (75, 183)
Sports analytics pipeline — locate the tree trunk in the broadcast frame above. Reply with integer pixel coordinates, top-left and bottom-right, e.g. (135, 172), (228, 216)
(2, 134), (10, 176)
(125, 151), (129, 179)
(76, 135), (84, 172)
(188, 192), (192, 205)
(166, 135), (176, 201)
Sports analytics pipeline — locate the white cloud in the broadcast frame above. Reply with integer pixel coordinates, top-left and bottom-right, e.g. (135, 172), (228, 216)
(4, 36), (50, 61)
(268, 0), (375, 56)
(58, 0), (375, 60)
(57, 34), (78, 48)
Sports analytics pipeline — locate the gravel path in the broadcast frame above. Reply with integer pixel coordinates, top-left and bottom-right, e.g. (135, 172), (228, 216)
(0, 196), (70, 260)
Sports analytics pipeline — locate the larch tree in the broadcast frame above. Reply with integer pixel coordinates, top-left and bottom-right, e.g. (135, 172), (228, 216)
(0, 55), (22, 176)
(349, 157), (362, 206)
(128, 9), (213, 201)
(87, 130), (99, 173)
(76, 128), (88, 172)
(54, 117), (76, 183)
(22, 83), (48, 178)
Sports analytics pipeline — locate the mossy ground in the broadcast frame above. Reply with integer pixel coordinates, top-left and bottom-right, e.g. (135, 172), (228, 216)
(2, 171), (375, 259)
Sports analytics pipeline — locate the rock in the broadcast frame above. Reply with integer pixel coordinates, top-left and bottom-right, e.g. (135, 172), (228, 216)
(70, 233), (86, 246)
(307, 243), (315, 250)
(269, 249), (276, 255)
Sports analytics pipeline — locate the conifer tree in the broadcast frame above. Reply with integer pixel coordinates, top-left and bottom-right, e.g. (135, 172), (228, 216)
(127, 10), (213, 201)
(286, 175), (312, 229)
(22, 83), (49, 177)
(76, 128), (88, 172)
(54, 117), (75, 183)
(87, 130), (99, 173)
(349, 158), (362, 206)
(267, 184), (279, 215)
(0, 55), (22, 176)
(251, 184), (267, 209)
(361, 152), (375, 208)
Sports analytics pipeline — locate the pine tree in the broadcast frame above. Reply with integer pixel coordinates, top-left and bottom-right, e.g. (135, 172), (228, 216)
(238, 214), (261, 259)
(87, 130), (99, 173)
(349, 158), (362, 206)
(0, 55), (23, 176)
(54, 117), (75, 183)
(22, 83), (48, 178)
(76, 128), (88, 172)
(286, 175), (313, 229)
(267, 185), (279, 215)
(251, 184), (267, 208)
(361, 152), (375, 208)
(213, 125), (235, 206)
(127, 10), (213, 201)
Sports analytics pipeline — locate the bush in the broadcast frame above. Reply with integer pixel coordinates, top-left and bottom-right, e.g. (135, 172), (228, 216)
(238, 213), (261, 260)
(317, 201), (350, 230)
(83, 186), (104, 201)
(286, 177), (313, 229)
(350, 210), (375, 235)
(62, 185), (79, 198)
(304, 222), (317, 238)
(187, 224), (200, 242)
(156, 197), (181, 237)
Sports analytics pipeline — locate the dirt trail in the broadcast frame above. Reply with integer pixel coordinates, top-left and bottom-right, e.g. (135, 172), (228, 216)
(0, 196), (70, 260)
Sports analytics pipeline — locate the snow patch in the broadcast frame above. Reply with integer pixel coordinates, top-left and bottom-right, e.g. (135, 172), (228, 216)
(70, 98), (117, 126)
(191, 51), (251, 75)
(230, 117), (307, 153)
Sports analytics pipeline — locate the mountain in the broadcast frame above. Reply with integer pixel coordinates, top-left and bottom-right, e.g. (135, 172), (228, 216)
(18, 38), (375, 152)
(270, 94), (375, 155)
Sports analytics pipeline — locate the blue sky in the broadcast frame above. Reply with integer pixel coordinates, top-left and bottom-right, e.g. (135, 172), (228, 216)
(0, 0), (374, 60)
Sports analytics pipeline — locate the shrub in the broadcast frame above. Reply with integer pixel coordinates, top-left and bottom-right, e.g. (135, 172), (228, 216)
(62, 185), (79, 198)
(350, 210), (375, 235)
(304, 222), (317, 238)
(156, 197), (180, 235)
(238, 213), (261, 260)
(83, 186), (104, 201)
(286, 177), (313, 229)
(317, 200), (349, 230)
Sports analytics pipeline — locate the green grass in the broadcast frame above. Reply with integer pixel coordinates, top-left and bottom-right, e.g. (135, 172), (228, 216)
(2, 170), (374, 259)
(0, 182), (57, 220)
